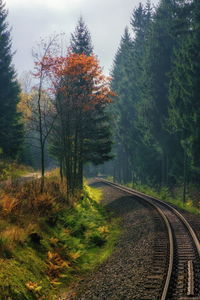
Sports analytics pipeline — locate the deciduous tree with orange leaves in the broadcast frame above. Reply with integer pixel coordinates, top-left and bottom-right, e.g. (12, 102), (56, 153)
(42, 51), (114, 198)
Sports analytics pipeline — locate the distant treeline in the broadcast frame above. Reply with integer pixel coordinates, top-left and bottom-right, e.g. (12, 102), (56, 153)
(107, 0), (200, 192)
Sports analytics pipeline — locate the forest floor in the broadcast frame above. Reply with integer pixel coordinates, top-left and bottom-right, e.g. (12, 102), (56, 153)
(60, 178), (200, 300)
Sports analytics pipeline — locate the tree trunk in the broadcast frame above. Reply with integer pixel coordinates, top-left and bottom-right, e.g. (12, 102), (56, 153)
(40, 144), (45, 193)
(166, 155), (169, 186)
(73, 122), (79, 192)
(183, 148), (187, 203)
(161, 152), (165, 187)
(60, 159), (63, 182)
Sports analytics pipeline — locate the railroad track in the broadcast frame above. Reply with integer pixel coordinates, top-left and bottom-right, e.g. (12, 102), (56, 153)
(99, 178), (200, 300)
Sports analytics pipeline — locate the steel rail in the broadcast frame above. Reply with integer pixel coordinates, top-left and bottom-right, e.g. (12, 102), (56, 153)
(98, 178), (200, 300)
(100, 179), (200, 255)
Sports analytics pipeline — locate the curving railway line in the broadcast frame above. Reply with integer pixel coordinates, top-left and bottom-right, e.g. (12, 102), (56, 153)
(99, 178), (200, 300)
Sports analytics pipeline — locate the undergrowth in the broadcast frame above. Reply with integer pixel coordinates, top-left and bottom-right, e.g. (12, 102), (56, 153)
(0, 174), (120, 299)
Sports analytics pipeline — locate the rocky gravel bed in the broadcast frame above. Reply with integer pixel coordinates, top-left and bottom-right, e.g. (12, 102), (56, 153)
(60, 180), (167, 300)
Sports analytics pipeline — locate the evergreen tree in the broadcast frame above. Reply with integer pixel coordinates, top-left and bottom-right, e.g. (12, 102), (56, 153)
(70, 16), (93, 56)
(105, 0), (200, 201)
(108, 0), (187, 186)
(0, 0), (23, 158)
(168, 0), (200, 186)
(129, 1), (158, 184)
(138, 0), (184, 186)
(111, 28), (135, 182)
(83, 104), (113, 165)
(110, 2), (154, 184)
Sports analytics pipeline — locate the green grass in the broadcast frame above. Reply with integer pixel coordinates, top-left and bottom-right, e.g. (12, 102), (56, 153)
(55, 187), (120, 272)
(0, 178), (120, 299)
(125, 182), (200, 216)
(85, 184), (103, 203)
(0, 249), (51, 299)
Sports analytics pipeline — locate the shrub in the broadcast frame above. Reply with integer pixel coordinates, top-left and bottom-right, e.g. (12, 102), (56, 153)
(47, 251), (70, 279)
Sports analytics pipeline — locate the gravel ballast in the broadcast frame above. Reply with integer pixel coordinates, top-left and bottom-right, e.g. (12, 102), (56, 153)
(60, 180), (167, 300)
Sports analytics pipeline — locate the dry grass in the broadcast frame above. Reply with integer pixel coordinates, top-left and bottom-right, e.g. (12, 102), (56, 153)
(0, 193), (20, 215)
(0, 223), (39, 258)
(0, 174), (72, 259)
(1, 226), (26, 244)
(0, 177), (69, 218)
(0, 223), (38, 246)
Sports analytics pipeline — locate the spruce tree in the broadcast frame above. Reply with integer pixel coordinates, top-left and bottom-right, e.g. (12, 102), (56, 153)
(110, 3), (155, 184)
(0, 0), (23, 158)
(168, 0), (200, 185)
(139, 0), (182, 186)
(105, 0), (200, 192)
(111, 28), (136, 182)
(70, 16), (93, 55)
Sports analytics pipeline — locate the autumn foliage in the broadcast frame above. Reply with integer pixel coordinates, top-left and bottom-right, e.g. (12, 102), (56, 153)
(36, 52), (114, 110)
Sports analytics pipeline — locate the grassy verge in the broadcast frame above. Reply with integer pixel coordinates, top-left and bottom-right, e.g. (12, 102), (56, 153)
(105, 176), (199, 216)
(0, 174), (120, 299)
(125, 182), (200, 216)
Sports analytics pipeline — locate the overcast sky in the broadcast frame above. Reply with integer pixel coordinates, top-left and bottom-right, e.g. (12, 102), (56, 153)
(6, 0), (159, 77)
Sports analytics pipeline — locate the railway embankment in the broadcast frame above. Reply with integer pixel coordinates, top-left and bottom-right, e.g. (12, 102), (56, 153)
(62, 179), (200, 300)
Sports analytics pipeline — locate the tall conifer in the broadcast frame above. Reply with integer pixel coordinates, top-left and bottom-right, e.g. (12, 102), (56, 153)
(168, 0), (200, 185)
(70, 16), (93, 55)
(0, 0), (23, 158)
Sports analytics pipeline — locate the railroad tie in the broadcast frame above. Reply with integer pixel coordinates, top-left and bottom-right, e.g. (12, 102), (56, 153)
(187, 260), (194, 296)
